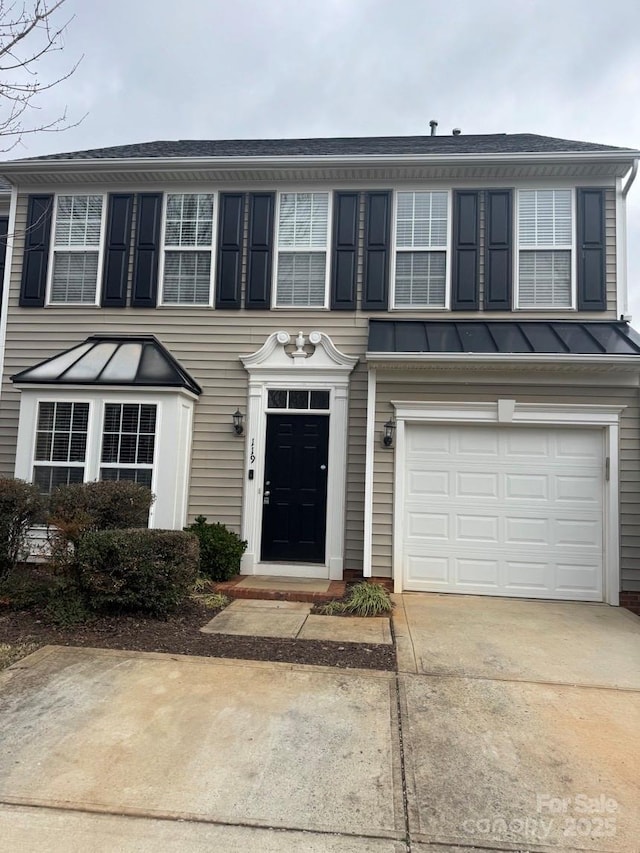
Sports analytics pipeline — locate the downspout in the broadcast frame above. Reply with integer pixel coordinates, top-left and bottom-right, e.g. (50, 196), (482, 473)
(618, 159), (639, 318)
(363, 366), (376, 577)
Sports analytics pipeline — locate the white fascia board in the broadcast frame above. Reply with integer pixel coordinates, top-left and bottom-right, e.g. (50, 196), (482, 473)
(365, 352), (640, 367)
(11, 382), (199, 401)
(2, 149), (638, 178)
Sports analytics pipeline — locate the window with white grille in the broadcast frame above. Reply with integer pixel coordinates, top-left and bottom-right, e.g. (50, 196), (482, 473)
(162, 193), (215, 305)
(517, 189), (573, 308)
(49, 195), (104, 303)
(32, 401), (89, 493)
(275, 192), (329, 307)
(100, 403), (156, 489)
(394, 191), (449, 307)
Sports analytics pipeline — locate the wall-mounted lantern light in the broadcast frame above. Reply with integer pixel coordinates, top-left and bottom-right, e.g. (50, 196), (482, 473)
(232, 409), (244, 435)
(382, 418), (396, 448)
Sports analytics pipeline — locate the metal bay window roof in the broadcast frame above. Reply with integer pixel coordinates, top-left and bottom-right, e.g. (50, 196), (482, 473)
(11, 335), (202, 395)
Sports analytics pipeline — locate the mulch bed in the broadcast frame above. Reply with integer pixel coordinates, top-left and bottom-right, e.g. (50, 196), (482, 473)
(0, 600), (396, 672)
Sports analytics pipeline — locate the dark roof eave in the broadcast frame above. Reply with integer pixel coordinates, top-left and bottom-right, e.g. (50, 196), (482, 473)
(1, 149), (638, 177)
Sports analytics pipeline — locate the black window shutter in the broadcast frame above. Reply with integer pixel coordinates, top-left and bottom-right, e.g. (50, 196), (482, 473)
(362, 191), (391, 310)
(577, 188), (606, 311)
(216, 193), (244, 309)
(101, 194), (133, 308)
(330, 191), (358, 310)
(19, 194), (53, 307)
(484, 189), (513, 310)
(246, 192), (275, 309)
(452, 190), (479, 310)
(131, 193), (162, 307)
(0, 216), (8, 315)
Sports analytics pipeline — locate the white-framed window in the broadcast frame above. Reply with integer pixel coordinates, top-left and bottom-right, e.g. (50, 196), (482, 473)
(393, 190), (449, 308)
(100, 403), (157, 489)
(160, 193), (215, 305)
(17, 387), (196, 529)
(32, 401), (89, 492)
(48, 194), (105, 304)
(274, 191), (330, 308)
(517, 189), (573, 308)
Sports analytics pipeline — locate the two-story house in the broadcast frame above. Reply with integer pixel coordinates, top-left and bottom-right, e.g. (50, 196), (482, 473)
(0, 132), (639, 611)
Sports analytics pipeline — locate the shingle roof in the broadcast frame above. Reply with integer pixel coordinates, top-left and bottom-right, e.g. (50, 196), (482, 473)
(11, 335), (202, 395)
(12, 133), (637, 162)
(368, 320), (640, 356)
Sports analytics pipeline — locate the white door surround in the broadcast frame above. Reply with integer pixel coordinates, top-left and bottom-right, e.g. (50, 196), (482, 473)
(240, 331), (358, 579)
(391, 401), (623, 604)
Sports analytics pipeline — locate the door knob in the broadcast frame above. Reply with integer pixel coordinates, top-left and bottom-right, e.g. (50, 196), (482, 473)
(320, 465), (327, 471)
(264, 490), (271, 496)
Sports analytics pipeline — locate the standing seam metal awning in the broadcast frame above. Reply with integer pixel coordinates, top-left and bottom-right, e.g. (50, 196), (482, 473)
(11, 335), (202, 395)
(367, 320), (640, 356)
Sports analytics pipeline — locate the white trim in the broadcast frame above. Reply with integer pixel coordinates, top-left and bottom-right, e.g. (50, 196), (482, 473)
(240, 330), (357, 579)
(366, 352), (640, 366)
(363, 366), (376, 577)
(390, 188), (451, 310)
(514, 187), (576, 311)
(45, 192), (107, 307)
(158, 191), (216, 307)
(0, 184), (18, 402)
(616, 176), (627, 317)
(390, 400), (621, 604)
(272, 190), (332, 310)
(14, 387), (195, 529)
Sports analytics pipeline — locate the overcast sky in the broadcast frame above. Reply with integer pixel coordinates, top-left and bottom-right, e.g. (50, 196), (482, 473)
(6, 0), (640, 315)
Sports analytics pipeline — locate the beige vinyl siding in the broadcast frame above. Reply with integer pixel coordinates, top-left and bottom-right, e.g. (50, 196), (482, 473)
(372, 377), (640, 590)
(0, 183), (624, 578)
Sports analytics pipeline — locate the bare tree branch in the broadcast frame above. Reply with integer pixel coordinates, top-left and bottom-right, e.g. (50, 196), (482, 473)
(0, 0), (82, 152)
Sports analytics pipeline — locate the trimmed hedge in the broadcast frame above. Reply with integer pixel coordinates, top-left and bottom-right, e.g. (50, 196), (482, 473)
(76, 529), (199, 616)
(0, 478), (44, 579)
(184, 515), (247, 582)
(49, 480), (154, 543)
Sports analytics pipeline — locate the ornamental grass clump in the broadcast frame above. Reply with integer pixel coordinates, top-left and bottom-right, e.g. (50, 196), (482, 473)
(343, 581), (393, 617)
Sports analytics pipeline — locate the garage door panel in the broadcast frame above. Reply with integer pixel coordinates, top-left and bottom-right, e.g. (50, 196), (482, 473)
(504, 429), (550, 457)
(457, 429), (499, 456)
(556, 475), (602, 503)
(407, 469), (449, 497)
(455, 557), (500, 587)
(402, 423), (604, 601)
(504, 473), (549, 500)
(455, 471), (499, 499)
(455, 514), (499, 543)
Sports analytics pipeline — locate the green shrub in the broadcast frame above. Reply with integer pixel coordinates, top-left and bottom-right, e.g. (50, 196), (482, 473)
(0, 478), (44, 579)
(77, 529), (199, 616)
(343, 582), (393, 617)
(44, 581), (91, 626)
(184, 516), (246, 582)
(48, 480), (154, 545)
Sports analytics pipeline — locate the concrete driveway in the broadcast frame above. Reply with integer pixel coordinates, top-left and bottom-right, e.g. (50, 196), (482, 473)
(0, 595), (638, 852)
(394, 594), (640, 851)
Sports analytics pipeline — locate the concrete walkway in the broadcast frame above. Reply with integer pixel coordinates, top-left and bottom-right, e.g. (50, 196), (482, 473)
(0, 595), (637, 851)
(201, 598), (393, 644)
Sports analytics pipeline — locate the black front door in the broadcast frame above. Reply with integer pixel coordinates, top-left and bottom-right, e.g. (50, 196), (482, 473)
(260, 414), (329, 563)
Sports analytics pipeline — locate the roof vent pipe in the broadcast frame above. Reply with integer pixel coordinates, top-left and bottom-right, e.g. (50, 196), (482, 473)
(429, 120), (438, 136)
(452, 128), (461, 136)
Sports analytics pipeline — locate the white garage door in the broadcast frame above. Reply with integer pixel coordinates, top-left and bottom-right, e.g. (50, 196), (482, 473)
(401, 424), (604, 601)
